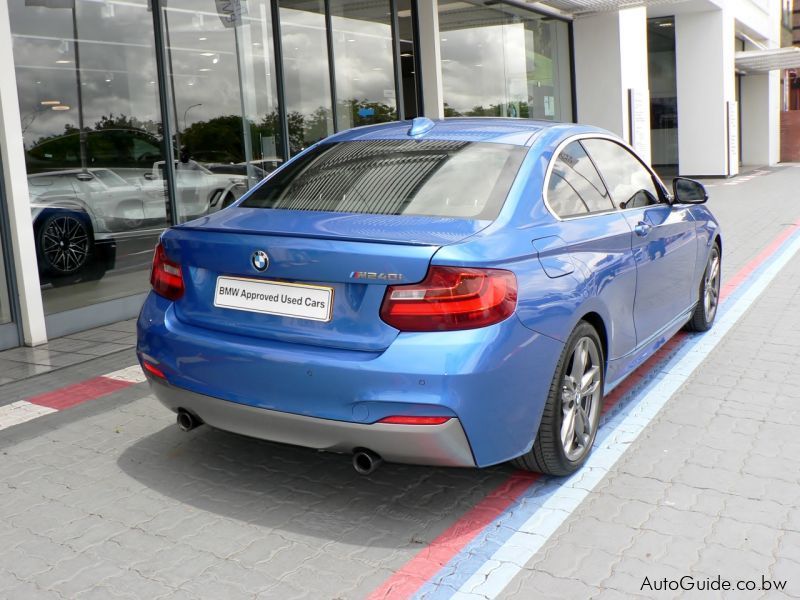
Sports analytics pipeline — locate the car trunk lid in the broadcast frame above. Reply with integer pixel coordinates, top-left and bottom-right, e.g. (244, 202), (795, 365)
(163, 210), (490, 352)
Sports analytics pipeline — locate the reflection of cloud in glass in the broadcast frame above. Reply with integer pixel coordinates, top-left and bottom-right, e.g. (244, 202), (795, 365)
(331, 15), (393, 100)
(11, 0), (161, 147)
(441, 23), (528, 115)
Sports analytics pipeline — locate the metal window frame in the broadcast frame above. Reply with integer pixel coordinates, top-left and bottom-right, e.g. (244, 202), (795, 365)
(0, 154), (22, 348)
(150, 0), (179, 226)
(390, 0), (405, 120)
(272, 1), (291, 162)
(324, 0), (340, 130)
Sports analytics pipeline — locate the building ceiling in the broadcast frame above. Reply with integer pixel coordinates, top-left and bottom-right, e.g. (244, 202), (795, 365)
(735, 47), (800, 73)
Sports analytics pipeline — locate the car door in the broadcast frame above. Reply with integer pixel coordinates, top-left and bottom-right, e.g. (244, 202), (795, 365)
(542, 140), (638, 361)
(582, 138), (697, 346)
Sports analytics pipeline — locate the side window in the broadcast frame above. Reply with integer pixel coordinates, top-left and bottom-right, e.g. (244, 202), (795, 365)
(546, 141), (613, 219)
(581, 139), (660, 209)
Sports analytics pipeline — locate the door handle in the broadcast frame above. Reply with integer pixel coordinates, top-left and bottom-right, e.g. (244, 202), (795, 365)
(634, 221), (652, 237)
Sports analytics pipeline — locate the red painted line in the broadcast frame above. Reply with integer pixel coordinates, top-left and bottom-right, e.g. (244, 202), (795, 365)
(367, 471), (540, 600)
(25, 376), (133, 411)
(720, 217), (800, 302)
(369, 218), (800, 599)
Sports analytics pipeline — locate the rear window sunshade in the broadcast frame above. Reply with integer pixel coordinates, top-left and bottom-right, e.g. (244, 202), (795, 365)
(241, 140), (527, 220)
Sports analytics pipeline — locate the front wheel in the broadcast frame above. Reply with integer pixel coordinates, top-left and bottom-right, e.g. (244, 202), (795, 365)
(37, 213), (92, 275)
(513, 321), (604, 476)
(685, 243), (721, 332)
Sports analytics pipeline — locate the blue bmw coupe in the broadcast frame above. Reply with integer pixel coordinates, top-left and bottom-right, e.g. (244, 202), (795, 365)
(137, 117), (721, 476)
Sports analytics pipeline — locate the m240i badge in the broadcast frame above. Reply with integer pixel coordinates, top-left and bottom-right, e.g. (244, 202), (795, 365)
(349, 271), (405, 281)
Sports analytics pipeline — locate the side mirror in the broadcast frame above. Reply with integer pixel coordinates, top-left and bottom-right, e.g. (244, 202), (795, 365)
(672, 177), (708, 204)
(75, 172), (94, 181)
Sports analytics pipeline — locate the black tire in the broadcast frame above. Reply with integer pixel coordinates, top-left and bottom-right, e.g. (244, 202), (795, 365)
(513, 321), (605, 476)
(220, 191), (237, 209)
(685, 242), (721, 332)
(36, 213), (92, 276)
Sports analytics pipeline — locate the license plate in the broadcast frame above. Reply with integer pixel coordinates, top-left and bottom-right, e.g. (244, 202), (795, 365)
(214, 276), (333, 322)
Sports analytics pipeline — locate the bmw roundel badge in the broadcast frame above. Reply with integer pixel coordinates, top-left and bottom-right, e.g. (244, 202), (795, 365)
(251, 250), (269, 272)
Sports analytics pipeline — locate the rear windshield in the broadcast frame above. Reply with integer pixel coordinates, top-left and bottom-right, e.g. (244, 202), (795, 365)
(241, 140), (527, 220)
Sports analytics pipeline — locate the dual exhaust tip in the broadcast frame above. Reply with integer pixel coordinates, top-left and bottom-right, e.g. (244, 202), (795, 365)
(176, 409), (383, 474)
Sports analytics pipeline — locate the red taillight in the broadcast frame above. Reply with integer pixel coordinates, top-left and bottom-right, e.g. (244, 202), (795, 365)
(380, 266), (517, 332)
(377, 416), (452, 425)
(141, 360), (166, 379)
(150, 242), (184, 301)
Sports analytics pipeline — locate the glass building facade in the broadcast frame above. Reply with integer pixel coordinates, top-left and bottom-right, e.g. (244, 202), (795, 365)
(0, 0), (573, 348)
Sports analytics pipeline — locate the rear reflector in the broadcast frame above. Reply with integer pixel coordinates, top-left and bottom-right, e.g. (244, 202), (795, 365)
(141, 360), (166, 379)
(380, 266), (517, 332)
(150, 242), (184, 301)
(377, 416), (452, 425)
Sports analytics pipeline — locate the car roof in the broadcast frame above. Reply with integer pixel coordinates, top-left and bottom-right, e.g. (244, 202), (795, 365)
(326, 117), (610, 147)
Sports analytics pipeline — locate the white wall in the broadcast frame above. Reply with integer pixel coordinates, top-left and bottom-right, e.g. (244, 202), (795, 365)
(0, 0), (47, 345)
(675, 8), (736, 176)
(416, 0), (444, 120)
(574, 7), (651, 162)
(741, 71), (780, 165)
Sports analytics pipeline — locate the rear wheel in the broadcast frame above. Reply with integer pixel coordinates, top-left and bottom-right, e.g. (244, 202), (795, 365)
(685, 243), (721, 332)
(513, 321), (604, 476)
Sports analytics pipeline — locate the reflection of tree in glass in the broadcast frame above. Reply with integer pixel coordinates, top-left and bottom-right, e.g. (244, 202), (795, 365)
(444, 102), (534, 119)
(181, 101), (394, 161)
(26, 114), (163, 173)
(339, 99), (397, 127)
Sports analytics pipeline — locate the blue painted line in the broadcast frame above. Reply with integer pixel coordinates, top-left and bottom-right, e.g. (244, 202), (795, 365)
(414, 225), (800, 600)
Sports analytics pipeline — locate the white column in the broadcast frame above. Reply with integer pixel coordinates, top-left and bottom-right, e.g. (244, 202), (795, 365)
(415, 0), (444, 120)
(0, 0), (47, 345)
(740, 71), (780, 166)
(573, 7), (651, 163)
(675, 9), (736, 176)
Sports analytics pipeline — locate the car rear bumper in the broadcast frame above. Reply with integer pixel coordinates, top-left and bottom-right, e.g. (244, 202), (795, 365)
(148, 376), (476, 467)
(138, 292), (564, 467)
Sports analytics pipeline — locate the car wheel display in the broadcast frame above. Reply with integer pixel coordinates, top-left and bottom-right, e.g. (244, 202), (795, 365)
(37, 214), (92, 275)
(685, 243), (721, 332)
(514, 321), (604, 476)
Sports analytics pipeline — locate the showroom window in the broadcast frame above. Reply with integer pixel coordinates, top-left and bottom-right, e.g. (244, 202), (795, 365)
(438, 0), (572, 121)
(159, 0), (283, 223)
(10, 0), (167, 317)
(8, 0), (412, 330)
(330, 0), (398, 131)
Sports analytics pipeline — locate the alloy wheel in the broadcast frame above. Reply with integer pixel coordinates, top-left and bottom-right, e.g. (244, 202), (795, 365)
(41, 215), (90, 274)
(560, 337), (602, 461)
(704, 249), (721, 323)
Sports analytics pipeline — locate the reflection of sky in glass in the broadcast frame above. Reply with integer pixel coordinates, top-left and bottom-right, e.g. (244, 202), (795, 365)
(441, 23), (527, 114)
(330, 1), (395, 130)
(163, 0), (279, 129)
(11, 0), (400, 152)
(12, 0), (161, 148)
(581, 139), (658, 206)
(438, 2), (566, 120)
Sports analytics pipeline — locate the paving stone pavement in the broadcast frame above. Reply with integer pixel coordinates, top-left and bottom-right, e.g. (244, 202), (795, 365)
(0, 165), (799, 599)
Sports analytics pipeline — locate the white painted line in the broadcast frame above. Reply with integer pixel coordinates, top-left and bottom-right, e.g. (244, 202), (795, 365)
(0, 401), (58, 431)
(103, 365), (147, 384)
(452, 230), (800, 599)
